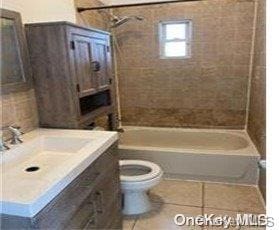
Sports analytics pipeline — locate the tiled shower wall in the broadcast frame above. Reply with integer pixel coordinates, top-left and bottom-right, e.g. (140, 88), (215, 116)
(247, 0), (265, 159)
(114, 0), (255, 128)
(247, 0), (266, 197)
(75, 0), (111, 31)
(0, 89), (38, 140)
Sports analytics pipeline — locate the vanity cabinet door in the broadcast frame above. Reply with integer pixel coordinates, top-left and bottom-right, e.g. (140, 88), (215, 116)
(65, 191), (96, 229)
(85, 169), (121, 229)
(92, 36), (112, 91)
(72, 34), (98, 98)
(64, 144), (120, 230)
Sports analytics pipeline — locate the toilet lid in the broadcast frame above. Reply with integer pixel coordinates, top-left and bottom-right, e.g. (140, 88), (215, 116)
(120, 160), (162, 182)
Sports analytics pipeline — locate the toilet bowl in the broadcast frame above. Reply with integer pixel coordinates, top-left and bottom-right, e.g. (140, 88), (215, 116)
(120, 160), (163, 215)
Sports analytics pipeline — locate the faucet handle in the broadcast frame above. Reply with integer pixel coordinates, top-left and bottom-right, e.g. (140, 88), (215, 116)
(9, 126), (24, 136)
(9, 126), (24, 145)
(0, 138), (10, 151)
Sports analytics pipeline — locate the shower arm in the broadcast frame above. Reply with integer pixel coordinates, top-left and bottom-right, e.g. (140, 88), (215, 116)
(77, 0), (202, 12)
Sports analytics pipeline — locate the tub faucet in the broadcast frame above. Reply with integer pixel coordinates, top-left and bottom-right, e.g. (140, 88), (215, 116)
(0, 138), (10, 151)
(9, 126), (24, 145)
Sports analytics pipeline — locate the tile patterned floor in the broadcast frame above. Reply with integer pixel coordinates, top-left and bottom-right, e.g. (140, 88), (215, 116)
(123, 179), (266, 230)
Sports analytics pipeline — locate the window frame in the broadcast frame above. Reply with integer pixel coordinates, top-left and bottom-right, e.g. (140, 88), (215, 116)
(159, 20), (192, 59)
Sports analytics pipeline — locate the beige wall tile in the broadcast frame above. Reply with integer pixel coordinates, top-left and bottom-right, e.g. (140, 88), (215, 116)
(1, 89), (39, 140)
(247, 0), (266, 198)
(115, 0), (255, 128)
(247, 0), (266, 157)
(74, 0), (111, 31)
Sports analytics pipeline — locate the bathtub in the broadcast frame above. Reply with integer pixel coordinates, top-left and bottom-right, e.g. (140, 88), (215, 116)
(118, 126), (260, 184)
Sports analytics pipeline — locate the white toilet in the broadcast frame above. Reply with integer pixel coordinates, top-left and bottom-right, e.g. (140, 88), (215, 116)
(120, 160), (163, 215)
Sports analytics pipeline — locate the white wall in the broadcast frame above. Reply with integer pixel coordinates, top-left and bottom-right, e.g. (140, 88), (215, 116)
(1, 0), (76, 23)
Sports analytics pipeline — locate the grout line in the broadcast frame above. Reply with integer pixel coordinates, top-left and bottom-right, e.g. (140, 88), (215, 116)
(131, 218), (137, 230)
(163, 178), (259, 188)
(201, 182), (205, 229)
(202, 180), (259, 187)
(255, 186), (266, 208)
(201, 181), (205, 230)
(151, 200), (203, 209)
(202, 182), (205, 212)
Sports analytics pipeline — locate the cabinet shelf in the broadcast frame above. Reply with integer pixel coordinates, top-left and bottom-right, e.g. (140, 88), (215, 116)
(79, 105), (113, 127)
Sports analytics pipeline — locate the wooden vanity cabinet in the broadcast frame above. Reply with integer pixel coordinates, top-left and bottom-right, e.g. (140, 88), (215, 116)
(25, 22), (116, 130)
(0, 143), (122, 230)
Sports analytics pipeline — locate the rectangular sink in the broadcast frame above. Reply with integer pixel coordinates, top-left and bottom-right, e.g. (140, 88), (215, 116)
(2, 136), (94, 181)
(37, 136), (93, 153)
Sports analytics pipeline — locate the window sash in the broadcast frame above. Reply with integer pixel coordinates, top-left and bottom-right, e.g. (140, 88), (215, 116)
(162, 22), (188, 42)
(164, 41), (187, 57)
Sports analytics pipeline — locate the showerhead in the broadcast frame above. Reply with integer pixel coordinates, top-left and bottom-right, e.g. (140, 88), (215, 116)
(134, 16), (144, 21)
(111, 16), (130, 28)
(110, 15), (144, 28)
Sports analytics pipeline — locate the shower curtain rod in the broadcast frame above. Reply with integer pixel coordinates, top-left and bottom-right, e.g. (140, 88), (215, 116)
(77, 0), (202, 12)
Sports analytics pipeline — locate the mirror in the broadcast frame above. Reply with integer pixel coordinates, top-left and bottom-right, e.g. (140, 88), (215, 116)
(1, 18), (25, 84)
(0, 9), (32, 93)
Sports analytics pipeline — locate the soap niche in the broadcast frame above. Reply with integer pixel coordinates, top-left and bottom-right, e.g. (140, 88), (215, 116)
(79, 90), (111, 116)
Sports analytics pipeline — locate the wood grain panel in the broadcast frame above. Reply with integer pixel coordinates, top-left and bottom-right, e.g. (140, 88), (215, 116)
(25, 22), (117, 130)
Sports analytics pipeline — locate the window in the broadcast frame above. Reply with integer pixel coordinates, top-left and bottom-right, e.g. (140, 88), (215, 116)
(159, 20), (192, 59)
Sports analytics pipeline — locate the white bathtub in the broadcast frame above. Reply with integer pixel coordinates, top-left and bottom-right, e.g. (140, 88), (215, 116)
(118, 126), (260, 184)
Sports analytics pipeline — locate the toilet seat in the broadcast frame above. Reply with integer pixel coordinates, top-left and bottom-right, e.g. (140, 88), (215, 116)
(120, 160), (162, 182)
(120, 159), (163, 215)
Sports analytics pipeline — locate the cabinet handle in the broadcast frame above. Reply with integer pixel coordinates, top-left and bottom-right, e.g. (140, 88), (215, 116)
(95, 191), (103, 213)
(92, 61), (101, 72)
(88, 199), (97, 226)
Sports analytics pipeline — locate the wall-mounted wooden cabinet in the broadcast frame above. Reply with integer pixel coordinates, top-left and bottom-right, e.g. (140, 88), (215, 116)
(25, 22), (116, 130)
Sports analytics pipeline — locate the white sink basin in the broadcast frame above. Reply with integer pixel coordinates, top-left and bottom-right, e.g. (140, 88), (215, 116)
(0, 128), (118, 217)
(37, 136), (93, 153)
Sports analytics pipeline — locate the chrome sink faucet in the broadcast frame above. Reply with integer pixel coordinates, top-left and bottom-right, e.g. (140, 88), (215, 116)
(8, 126), (24, 145)
(0, 125), (24, 151)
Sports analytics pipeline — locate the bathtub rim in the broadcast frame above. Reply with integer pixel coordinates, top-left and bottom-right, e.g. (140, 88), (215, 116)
(118, 126), (260, 157)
